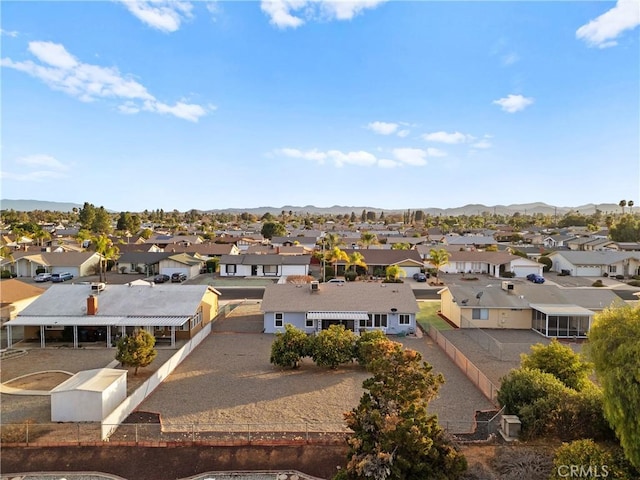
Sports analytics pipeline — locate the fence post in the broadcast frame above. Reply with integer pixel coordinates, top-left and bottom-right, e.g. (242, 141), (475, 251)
(305, 423), (309, 442)
(247, 424), (251, 443)
(77, 423), (81, 444)
(26, 423), (29, 445)
(135, 424), (139, 444)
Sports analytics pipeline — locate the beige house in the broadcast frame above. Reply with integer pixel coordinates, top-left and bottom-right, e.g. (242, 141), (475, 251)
(0, 279), (45, 325)
(439, 281), (623, 338)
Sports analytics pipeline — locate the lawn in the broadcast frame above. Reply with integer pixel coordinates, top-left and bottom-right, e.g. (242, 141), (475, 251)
(416, 301), (453, 331)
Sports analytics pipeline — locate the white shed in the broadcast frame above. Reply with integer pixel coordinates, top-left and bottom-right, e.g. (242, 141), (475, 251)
(51, 368), (127, 422)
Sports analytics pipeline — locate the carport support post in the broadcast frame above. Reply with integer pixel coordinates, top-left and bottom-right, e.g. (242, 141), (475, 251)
(40, 325), (45, 348)
(6, 326), (12, 349)
(171, 326), (175, 347)
(73, 325), (78, 348)
(106, 325), (111, 348)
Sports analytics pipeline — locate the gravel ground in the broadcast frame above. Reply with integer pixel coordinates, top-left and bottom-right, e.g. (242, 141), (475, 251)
(136, 305), (494, 434)
(1, 348), (176, 424)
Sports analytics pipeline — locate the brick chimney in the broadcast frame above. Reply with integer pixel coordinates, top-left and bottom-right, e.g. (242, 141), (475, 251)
(87, 295), (98, 315)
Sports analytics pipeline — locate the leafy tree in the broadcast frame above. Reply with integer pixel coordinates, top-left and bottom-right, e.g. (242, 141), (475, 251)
(140, 228), (154, 240)
(345, 251), (367, 275)
(270, 324), (311, 369)
(391, 242), (410, 250)
(498, 368), (567, 417)
(78, 202), (96, 230)
(538, 255), (552, 272)
(310, 324), (356, 369)
(353, 330), (388, 367)
(325, 246), (349, 278)
(116, 211), (141, 234)
(520, 339), (592, 391)
(587, 304), (640, 469)
(384, 264), (406, 282)
(428, 248), (450, 283)
(340, 341), (466, 479)
(92, 206), (113, 234)
(92, 234), (119, 282)
(359, 232), (379, 249)
(261, 221), (286, 240)
(115, 329), (157, 375)
(609, 214), (640, 242)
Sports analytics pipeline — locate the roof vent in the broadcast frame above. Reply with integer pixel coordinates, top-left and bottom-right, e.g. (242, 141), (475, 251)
(91, 282), (106, 292)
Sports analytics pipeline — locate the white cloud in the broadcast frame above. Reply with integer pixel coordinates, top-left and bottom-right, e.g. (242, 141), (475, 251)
(2, 154), (71, 182)
(422, 131), (472, 144)
(279, 148), (327, 163)
(471, 139), (492, 149)
(493, 94), (534, 113)
(392, 148), (428, 166)
(1, 29), (18, 38)
(377, 158), (399, 168)
(118, 0), (194, 33)
(501, 52), (519, 66)
(16, 154), (69, 171)
(396, 129), (410, 138)
(576, 0), (640, 48)
(1, 41), (209, 122)
(425, 147), (447, 157)
(328, 150), (377, 167)
(366, 121), (398, 135)
(260, 0), (387, 29)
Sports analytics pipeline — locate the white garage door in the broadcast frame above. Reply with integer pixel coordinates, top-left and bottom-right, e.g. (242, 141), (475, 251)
(512, 266), (541, 278)
(51, 267), (80, 278)
(575, 266), (601, 276)
(160, 267), (190, 277)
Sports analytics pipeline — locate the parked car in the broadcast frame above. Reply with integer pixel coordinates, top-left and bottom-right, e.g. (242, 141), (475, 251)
(413, 272), (428, 282)
(327, 278), (345, 284)
(171, 272), (187, 283)
(154, 274), (170, 283)
(34, 272), (52, 282)
(51, 272), (74, 282)
(526, 273), (545, 284)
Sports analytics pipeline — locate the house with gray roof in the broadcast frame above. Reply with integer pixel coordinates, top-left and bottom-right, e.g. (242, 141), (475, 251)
(261, 282), (419, 335)
(547, 251), (640, 277)
(439, 251), (543, 278)
(1, 251), (102, 279)
(218, 254), (311, 278)
(334, 249), (424, 278)
(439, 281), (624, 338)
(5, 283), (220, 349)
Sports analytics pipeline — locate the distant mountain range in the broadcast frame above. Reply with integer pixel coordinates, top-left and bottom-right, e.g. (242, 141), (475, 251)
(0, 199), (623, 216)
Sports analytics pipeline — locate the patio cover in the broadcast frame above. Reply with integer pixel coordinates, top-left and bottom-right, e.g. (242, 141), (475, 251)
(6, 316), (191, 327)
(529, 304), (594, 316)
(306, 311), (369, 320)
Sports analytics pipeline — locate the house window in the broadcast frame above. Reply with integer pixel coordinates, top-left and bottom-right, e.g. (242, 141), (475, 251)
(179, 321), (189, 331)
(305, 318), (314, 328)
(226, 264), (236, 274)
(368, 313), (387, 328)
(472, 308), (489, 320)
(399, 314), (410, 325)
(360, 315), (373, 328)
(275, 312), (284, 328)
(264, 265), (278, 275)
(190, 307), (203, 329)
(608, 265), (617, 274)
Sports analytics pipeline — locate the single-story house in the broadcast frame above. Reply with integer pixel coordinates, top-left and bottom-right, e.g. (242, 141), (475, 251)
(441, 235), (498, 248)
(271, 236), (318, 250)
(547, 251), (640, 277)
(0, 279), (46, 325)
(1, 251), (103, 278)
(5, 283), (220, 349)
(164, 242), (241, 257)
(542, 235), (576, 248)
(438, 251), (543, 278)
(439, 281), (624, 338)
(158, 253), (205, 279)
(116, 252), (171, 275)
(261, 282), (419, 335)
(335, 249), (424, 278)
(218, 254), (311, 277)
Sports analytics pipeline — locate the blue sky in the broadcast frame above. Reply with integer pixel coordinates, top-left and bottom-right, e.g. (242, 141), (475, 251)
(1, 0), (639, 212)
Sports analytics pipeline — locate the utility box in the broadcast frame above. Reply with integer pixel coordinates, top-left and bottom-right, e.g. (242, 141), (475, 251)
(500, 414), (522, 441)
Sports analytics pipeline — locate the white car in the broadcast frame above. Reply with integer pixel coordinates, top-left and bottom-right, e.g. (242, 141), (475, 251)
(34, 273), (52, 282)
(327, 278), (346, 284)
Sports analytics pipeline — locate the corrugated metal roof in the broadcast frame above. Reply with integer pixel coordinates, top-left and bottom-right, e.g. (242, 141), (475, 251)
(51, 368), (126, 393)
(306, 311), (369, 320)
(7, 315), (190, 327)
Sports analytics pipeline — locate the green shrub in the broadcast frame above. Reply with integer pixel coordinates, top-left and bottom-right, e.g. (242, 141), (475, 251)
(35, 267), (45, 275)
(206, 257), (219, 273)
(492, 447), (552, 480)
(627, 280), (640, 287)
(592, 280), (604, 287)
(1, 270), (13, 279)
(549, 439), (638, 480)
(344, 271), (357, 282)
(498, 368), (567, 417)
(310, 324), (357, 369)
(520, 339), (592, 391)
(501, 272), (515, 278)
(354, 330), (388, 367)
(270, 324), (311, 369)
(538, 256), (552, 272)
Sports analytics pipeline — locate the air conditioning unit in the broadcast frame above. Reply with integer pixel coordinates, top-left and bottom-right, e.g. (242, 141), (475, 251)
(500, 415), (521, 440)
(310, 281), (319, 292)
(501, 281), (515, 292)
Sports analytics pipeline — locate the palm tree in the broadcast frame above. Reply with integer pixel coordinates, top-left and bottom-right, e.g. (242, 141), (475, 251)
(428, 248), (450, 285)
(385, 264), (406, 281)
(345, 252), (367, 275)
(619, 200), (627, 214)
(325, 247), (349, 278)
(359, 232), (379, 249)
(321, 232), (344, 250)
(92, 234), (120, 283)
(628, 200), (634, 213)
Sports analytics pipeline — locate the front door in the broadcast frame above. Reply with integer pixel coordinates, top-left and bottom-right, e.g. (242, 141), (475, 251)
(251, 265), (258, 276)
